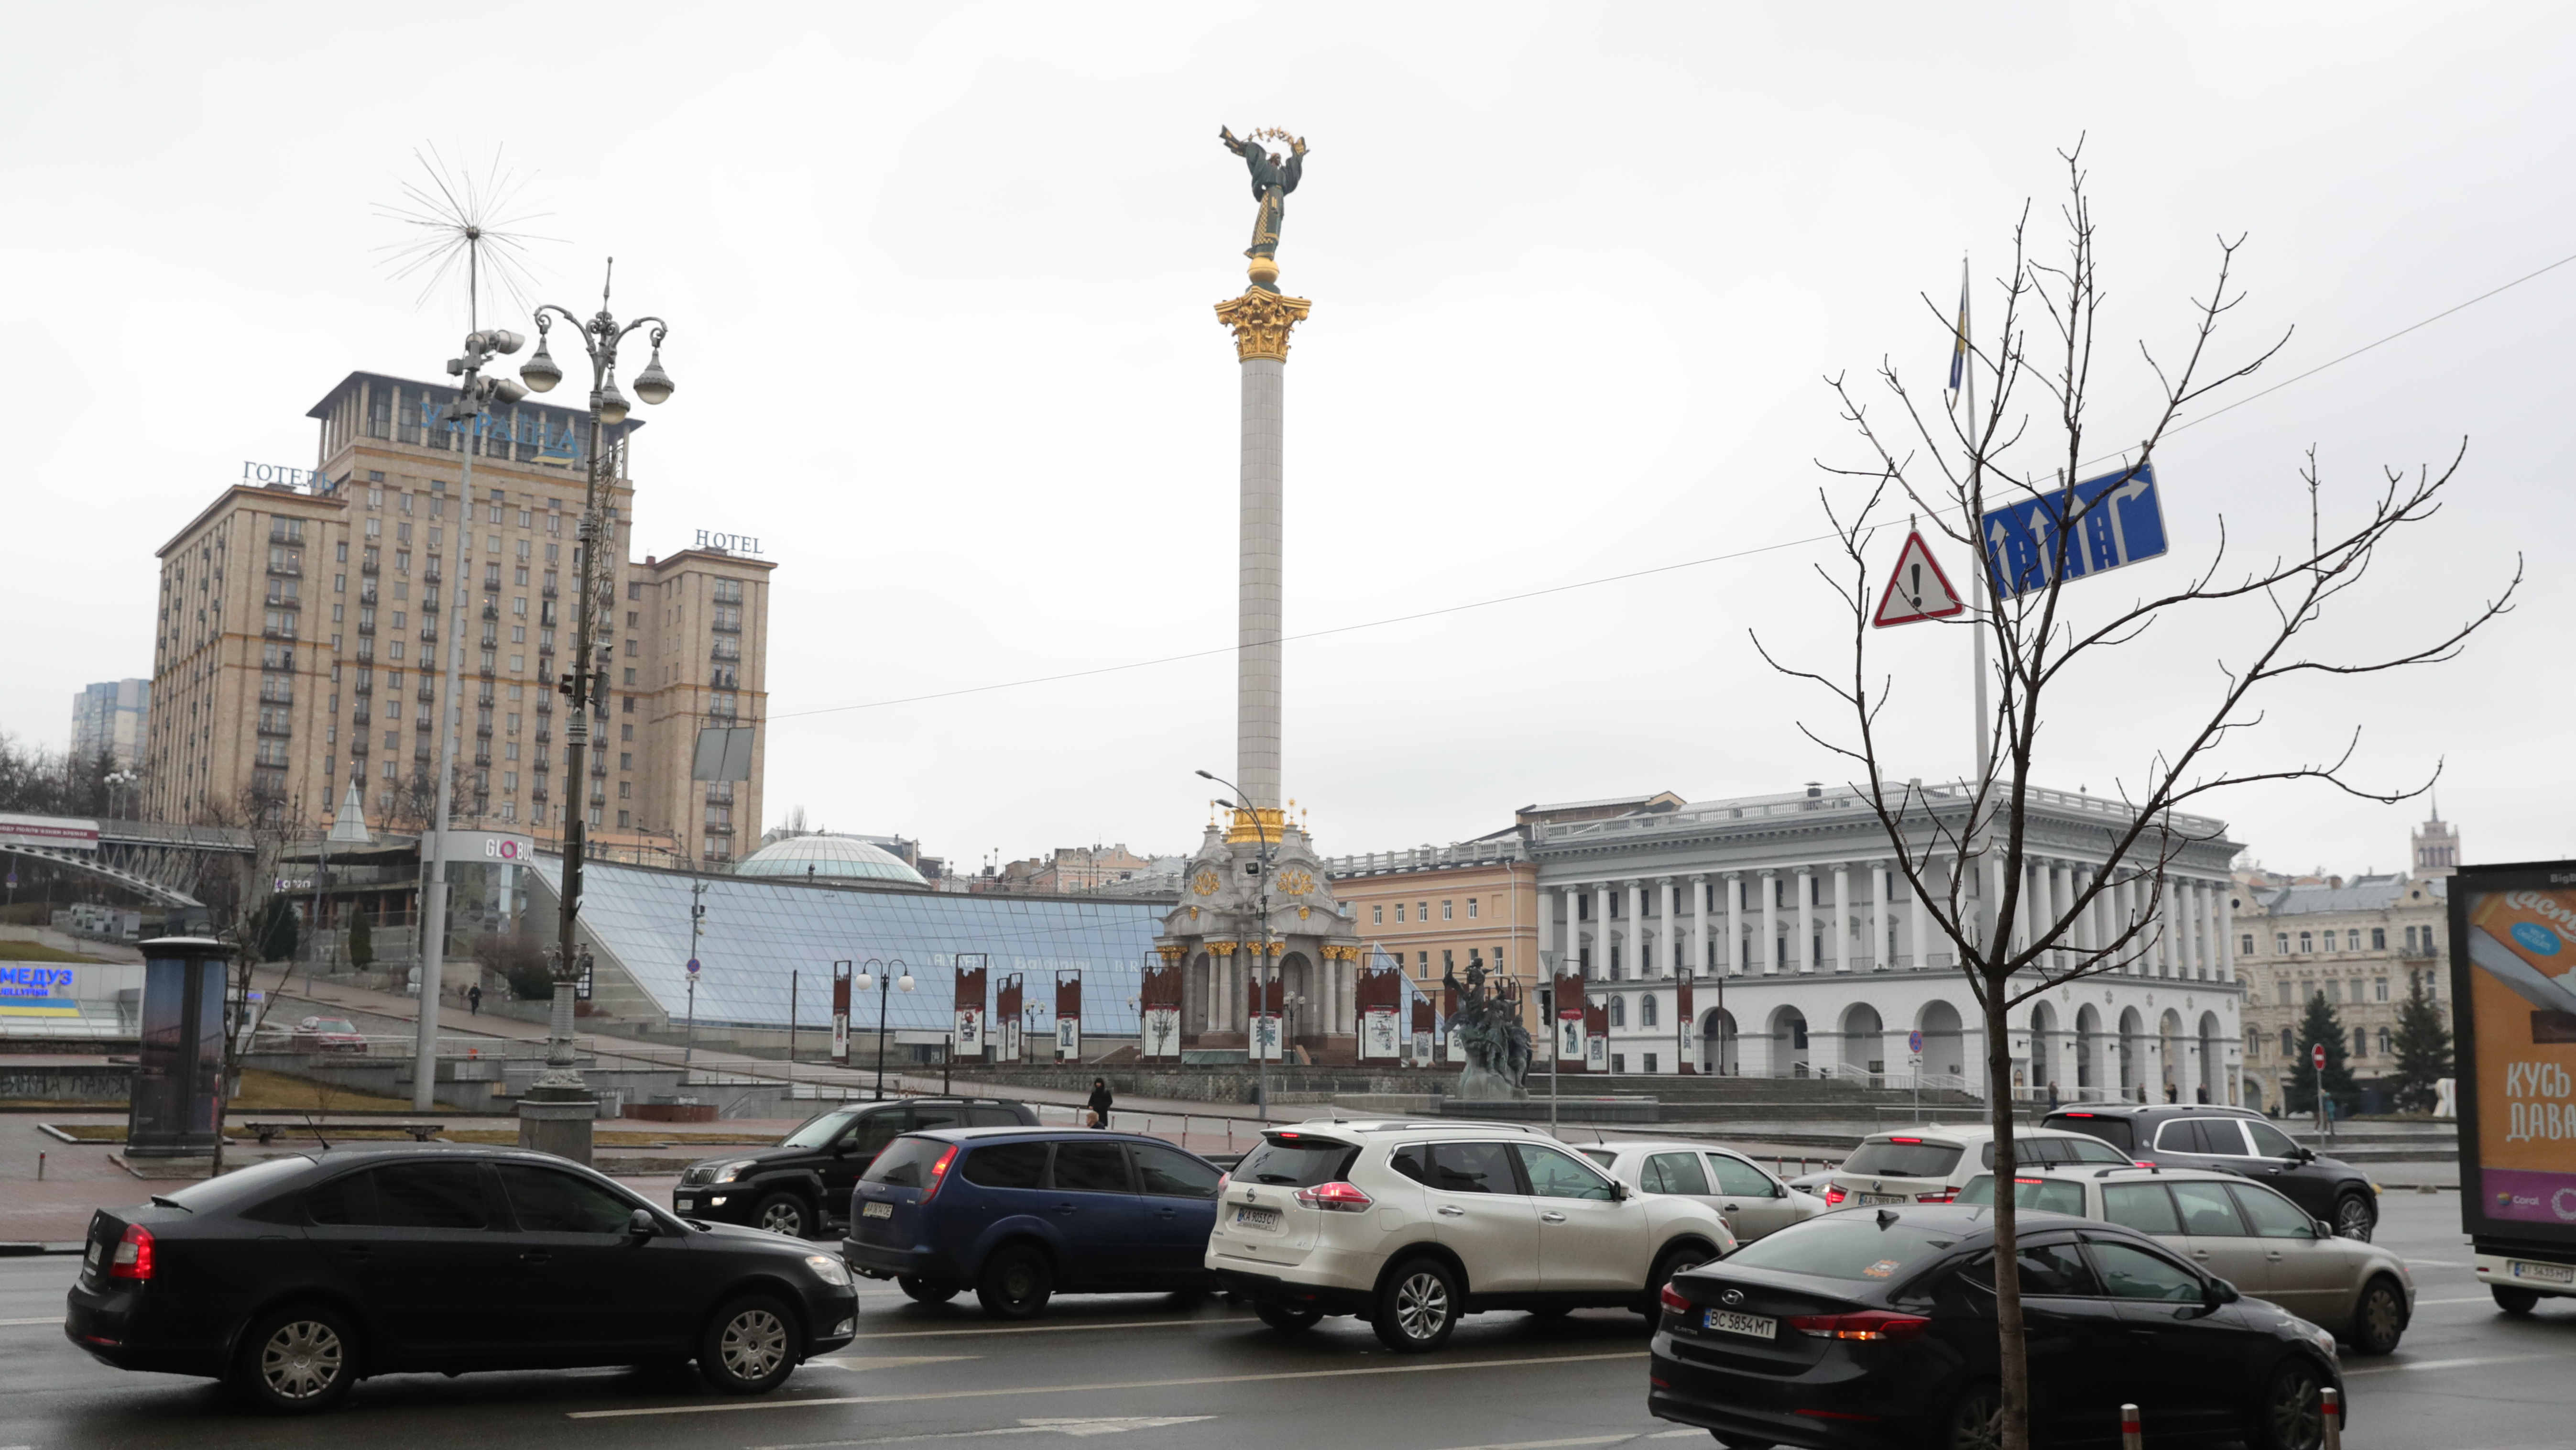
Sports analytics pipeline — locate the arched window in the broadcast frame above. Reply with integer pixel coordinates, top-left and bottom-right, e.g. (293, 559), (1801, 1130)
(1609, 996), (1627, 1029)
(2280, 1027), (2294, 1056)
(1642, 995), (1659, 1028)
(2377, 1027), (2391, 1056)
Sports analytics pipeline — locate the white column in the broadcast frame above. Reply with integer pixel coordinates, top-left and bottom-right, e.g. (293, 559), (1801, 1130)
(1909, 870), (1929, 971)
(1867, 862), (1887, 969)
(2198, 880), (2217, 981)
(1829, 866), (1850, 972)
(1692, 874), (1709, 978)
(1235, 356), (1284, 810)
(1725, 873), (1743, 974)
(2218, 884), (2236, 984)
(1594, 883), (1611, 980)
(2110, 875), (2132, 973)
(1626, 880), (1646, 981)
(1537, 884), (1556, 967)
(2161, 880), (2180, 978)
(1760, 870), (1779, 976)
(1792, 869), (1812, 972)
(1658, 877), (1676, 979)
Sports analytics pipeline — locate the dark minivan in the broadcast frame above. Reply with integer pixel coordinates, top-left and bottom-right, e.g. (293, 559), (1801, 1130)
(674, 1097), (1036, 1240)
(840, 1128), (1224, 1318)
(2041, 1106), (2380, 1240)
(66, 1146), (858, 1413)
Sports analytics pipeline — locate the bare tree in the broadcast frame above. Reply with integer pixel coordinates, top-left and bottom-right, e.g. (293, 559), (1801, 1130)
(207, 782), (311, 1175)
(1756, 148), (2518, 1449)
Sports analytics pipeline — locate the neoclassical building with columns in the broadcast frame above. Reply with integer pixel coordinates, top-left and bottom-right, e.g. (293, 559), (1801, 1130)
(1530, 781), (2248, 1103)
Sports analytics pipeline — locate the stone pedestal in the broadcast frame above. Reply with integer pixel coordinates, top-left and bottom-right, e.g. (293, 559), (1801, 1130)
(516, 1092), (599, 1166)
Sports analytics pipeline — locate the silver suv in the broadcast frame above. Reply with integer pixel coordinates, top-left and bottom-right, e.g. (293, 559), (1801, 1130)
(1205, 1120), (1735, 1352)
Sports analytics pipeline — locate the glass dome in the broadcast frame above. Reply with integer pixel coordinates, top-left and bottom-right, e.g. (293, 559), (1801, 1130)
(733, 834), (928, 887)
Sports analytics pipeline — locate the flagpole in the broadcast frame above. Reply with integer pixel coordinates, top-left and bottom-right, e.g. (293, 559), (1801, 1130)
(1960, 255), (1992, 787)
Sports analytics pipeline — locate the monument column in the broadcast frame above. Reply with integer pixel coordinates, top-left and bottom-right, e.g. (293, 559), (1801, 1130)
(1214, 277), (1311, 824)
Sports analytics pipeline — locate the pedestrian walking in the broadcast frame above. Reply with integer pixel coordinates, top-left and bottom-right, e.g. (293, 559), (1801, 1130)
(1086, 1077), (1113, 1129)
(2165, 1081), (2179, 1104)
(467, 984), (482, 1016)
(2047, 1080), (2060, 1110)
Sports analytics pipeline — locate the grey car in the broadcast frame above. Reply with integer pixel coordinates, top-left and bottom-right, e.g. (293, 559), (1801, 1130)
(1961, 1165), (2415, 1354)
(1577, 1140), (1825, 1243)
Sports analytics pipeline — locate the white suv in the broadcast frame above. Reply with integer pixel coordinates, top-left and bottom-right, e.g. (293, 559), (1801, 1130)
(1823, 1123), (2131, 1208)
(1205, 1119), (1736, 1352)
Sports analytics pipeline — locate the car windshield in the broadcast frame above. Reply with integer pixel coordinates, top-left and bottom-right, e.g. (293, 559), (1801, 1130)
(310, 1019), (356, 1033)
(1722, 1217), (1960, 1280)
(1842, 1139), (1965, 1178)
(1234, 1136), (1358, 1187)
(1957, 1174), (2087, 1216)
(779, 1108), (862, 1150)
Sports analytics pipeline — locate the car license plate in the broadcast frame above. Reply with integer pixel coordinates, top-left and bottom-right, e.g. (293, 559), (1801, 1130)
(862, 1201), (894, 1219)
(1860, 1193), (1908, 1206)
(2510, 1259), (2575, 1285)
(674, 1197), (695, 1212)
(1233, 1205), (1281, 1230)
(1703, 1308), (1777, 1339)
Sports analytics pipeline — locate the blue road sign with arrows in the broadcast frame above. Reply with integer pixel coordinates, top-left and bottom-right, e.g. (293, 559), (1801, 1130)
(1979, 463), (2168, 600)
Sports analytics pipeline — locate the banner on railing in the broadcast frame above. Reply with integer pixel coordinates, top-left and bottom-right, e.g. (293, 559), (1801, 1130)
(996, 973), (1024, 1065)
(1552, 971), (1586, 1071)
(831, 960), (851, 1066)
(952, 953), (988, 1063)
(1055, 969), (1081, 1063)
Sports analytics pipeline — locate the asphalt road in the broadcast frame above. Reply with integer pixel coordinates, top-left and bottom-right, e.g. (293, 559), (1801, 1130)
(2, 1193), (2568, 1450)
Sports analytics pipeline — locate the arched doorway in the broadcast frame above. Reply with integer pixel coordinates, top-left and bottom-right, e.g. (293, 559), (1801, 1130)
(1770, 1006), (1810, 1078)
(1918, 1000), (1966, 1083)
(2030, 1000), (2060, 1099)
(1840, 1002), (1885, 1081)
(2116, 1006), (2146, 1098)
(1278, 952), (1314, 1045)
(2158, 1009), (2185, 1102)
(1188, 951), (1214, 1032)
(1701, 1007), (1739, 1075)
(2074, 1003), (2103, 1092)
(2196, 1011), (2224, 1105)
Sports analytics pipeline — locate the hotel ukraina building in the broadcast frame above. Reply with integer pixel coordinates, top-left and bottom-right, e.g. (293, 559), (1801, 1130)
(1523, 781), (2249, 1105)
(144, 372), (771, 862)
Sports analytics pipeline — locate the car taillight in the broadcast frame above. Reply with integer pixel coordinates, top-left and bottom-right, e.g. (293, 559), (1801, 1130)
(1216, 1173), (1231, 1196)
(1916, 1190), (1955, 1203)
(109, 1224), (154, 1282)
(920, 1145), (960, 1202)
(1294, 1180), (1373, 1212)
(2134, 1160), (2157, 1169)
(1823, 1185), (1846, 1205)
(1787, 1310), (1929, 1342)
(1887, 1136), (1924, 1144)
(1659, 1282), (1691, 1314)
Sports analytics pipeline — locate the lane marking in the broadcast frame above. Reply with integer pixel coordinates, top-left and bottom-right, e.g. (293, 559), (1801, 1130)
(2413, 1294), (2511, 1307)
(570, 1350), (1646, 1420)
(846, 1318), (1255, 1340)
(1427, 1438), (1635, 1450)
(0, 1318), (62, 1328)
(809, 1355), (982, 1373)
(2403, 1259), (2467, 1268)
(754, 1416), (1218, 1447)
(2345, 1351), (2562, 1376)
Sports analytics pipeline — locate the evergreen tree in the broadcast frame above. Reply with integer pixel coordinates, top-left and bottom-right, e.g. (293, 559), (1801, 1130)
(253, 898), (299, 962)
(347, 904), (374, 970)
(2389, 974), (2454, 1113)
(2288, 989), (2360, 1113)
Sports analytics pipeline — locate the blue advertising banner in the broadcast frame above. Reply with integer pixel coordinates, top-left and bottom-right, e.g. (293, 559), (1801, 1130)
(1979, 463), (2169, 600)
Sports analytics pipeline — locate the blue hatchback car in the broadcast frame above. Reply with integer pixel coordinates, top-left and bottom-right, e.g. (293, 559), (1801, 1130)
(840, 1128), (1225, 1318)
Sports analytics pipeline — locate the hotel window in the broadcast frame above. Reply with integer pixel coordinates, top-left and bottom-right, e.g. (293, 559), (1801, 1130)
(367, 487), (383, 508)
(616, 810), (630, 828)
(1372, 905), (1384, 924)
(365, 518), (382, 538)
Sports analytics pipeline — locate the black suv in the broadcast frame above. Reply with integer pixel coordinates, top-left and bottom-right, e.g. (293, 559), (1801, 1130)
(2042, 1105), (2381, 1240)
(674, 1098), (1037, 1240)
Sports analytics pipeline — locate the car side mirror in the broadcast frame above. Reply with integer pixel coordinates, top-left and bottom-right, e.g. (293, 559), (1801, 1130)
(2202, 1277), (2239, 1308)
(2294, 1147), (2316, 1163)
(2312, 1219), (2335, 1240)
(625, 1208), (657, 1240)
(1612, 1181), (1632, 1201)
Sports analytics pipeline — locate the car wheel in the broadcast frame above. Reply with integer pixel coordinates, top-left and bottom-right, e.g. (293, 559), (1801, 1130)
(1255, 1300), (1322, 1333)
(1372, 1257), (1460, 1353)
(2348, 1274), (2407, 1354)
(753, 1191), (811, 1239)
(1640, 1243), (1712, 1316)
(699, 1295), (799, 1395)
(1938, 1380), (2003, 1450)
(2249, 1357), (2331, 1450)
(898, 1276), (961, 1305)
(229, 1303), (357, 1414)
(2491, 1284), (2542, 1315)
(976, 1245), (1055, 1320)
(2332, 1192), (2376, 1241)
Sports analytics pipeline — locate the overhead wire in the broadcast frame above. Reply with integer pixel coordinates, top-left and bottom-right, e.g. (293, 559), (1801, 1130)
(771, 243), (2576, 726)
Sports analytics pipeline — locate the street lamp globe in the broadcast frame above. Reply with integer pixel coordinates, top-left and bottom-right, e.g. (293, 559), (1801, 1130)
(595, 373), (632, 426)
(519, 341), (562, 393)
(631, 349), (675, 405)
(896, 974), (915, 992)
(854, 970), (875, 992)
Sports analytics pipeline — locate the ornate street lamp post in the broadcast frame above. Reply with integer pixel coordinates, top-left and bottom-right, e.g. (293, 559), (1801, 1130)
(856, 958), (914, 1101)
(513, 260), (675, 1161)
(1196, 769), (1273, 1123)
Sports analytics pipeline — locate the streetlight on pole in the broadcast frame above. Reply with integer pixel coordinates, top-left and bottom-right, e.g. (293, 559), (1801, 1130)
(513, 260), (675, 1158)
(1195, 768), (1273, 1124)
(413, 321), (528, 1114)
(855, 957), (913, 1100)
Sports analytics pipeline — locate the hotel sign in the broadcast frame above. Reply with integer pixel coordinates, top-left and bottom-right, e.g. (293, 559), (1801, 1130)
(243, 461), (329, 490)
(694, 529), (764, 555)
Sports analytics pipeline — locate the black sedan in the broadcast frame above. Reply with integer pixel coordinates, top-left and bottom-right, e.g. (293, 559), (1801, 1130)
(65, 1145), (859, 1412)
(1649, 1205), (2346, 1450)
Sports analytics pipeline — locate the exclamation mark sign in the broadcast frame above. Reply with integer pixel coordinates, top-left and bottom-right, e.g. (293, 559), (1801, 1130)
(1910, 561), (1923, 608)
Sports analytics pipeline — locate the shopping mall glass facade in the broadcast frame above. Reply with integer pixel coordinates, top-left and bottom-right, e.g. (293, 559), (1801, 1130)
(525, 858), (1166, 1032)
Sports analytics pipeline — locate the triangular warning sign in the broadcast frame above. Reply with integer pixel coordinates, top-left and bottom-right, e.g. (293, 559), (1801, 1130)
(1872, 530), (1966, 627)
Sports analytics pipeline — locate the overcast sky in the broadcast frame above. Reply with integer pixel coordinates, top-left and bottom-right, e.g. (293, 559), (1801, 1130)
(5, 2), (2569, 876)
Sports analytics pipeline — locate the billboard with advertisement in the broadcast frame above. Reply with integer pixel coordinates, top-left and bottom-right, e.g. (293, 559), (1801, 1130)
(2452, 861), (2576, 1241)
